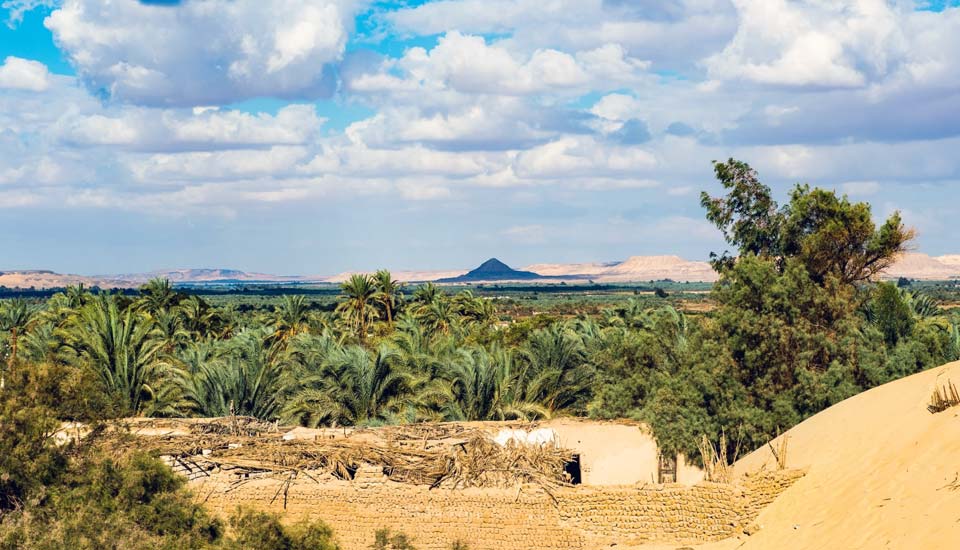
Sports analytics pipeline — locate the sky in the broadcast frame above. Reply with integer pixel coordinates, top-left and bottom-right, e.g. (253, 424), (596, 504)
(1, 0), (959, 276)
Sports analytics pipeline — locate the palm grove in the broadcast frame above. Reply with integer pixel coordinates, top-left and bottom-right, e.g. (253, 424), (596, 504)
(1, 160), (957, 543)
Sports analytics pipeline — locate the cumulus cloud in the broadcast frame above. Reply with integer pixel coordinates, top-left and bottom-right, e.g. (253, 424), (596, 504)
(702, 0), (960, 94)
(44, 0), (361, 106)
(0, 56), (51, 91)
(386, 0), (737, 69)
(4, 0), (960, 265)
(2, 0), (55, 27)
(57, 104), (323, 152)
(348, 31), (650, 97)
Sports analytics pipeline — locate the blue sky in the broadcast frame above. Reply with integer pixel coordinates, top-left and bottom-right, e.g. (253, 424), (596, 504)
(1, 0), (959, 275)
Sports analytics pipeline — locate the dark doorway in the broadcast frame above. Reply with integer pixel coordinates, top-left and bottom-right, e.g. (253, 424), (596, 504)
(564, 454), (582, 485)
(658, 453), (677, 483)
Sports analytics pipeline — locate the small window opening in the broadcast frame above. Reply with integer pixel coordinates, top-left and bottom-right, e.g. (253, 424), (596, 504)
(564, 454), (582, 485)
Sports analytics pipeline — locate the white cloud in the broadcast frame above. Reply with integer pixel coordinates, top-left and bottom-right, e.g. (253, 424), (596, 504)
(349, 32), (649, 97)
(45, 0), (360, 106)
(704, 0), (921, 89)
(0, 56), (51, 91)
(386, 0), (737, 68)
(2, 0), (54, 27)
(57, 104), (322, 151)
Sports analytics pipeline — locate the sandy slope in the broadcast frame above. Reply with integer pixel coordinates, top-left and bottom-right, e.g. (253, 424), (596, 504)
(714, 361), (960, 549)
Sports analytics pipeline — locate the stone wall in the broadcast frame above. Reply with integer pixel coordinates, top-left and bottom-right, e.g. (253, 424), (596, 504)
(190, 469), (803, 550)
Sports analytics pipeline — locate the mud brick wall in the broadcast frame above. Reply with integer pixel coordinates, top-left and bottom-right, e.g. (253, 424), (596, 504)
(738, 469), (807, 524)
(191, 470), (803, 550)
(556, 483), (743, 545)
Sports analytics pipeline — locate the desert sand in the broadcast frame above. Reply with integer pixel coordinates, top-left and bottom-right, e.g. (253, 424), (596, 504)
(634, 360), (960, 550)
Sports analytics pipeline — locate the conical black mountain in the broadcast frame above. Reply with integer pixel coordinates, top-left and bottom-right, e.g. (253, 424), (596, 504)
(438, 258), (542, 282)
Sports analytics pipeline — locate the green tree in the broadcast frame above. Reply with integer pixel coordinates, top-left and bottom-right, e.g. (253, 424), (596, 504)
(66, 295), (176, 416)
(373, 270), (403, 325)
(136, 278), (181, 315)
(701, 158), (912, 283)
(337, 275), (379, 345)
(284, 344), (419, 426)
(180, 329), (287, 419)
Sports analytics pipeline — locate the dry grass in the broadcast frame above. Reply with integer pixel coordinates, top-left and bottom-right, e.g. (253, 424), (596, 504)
(98, 418), (575, 494)
(928, 379), (960, 413)
(767, 431), (789, 470)
(698, 432), (734, 483)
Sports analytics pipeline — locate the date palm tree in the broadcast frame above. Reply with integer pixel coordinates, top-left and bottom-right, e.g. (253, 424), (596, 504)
(179, 295), (222, 339)
(336, 274), (378, 344)
(180, 329), (288, 419)
(284, 344), (417, 427)
(444, 346), (546, 421)
(517, 324), (594, 415)
(273, 294), (311, 344)
(65, 294), (175, 416)
(0, 299), (34, 370)
(373, 270), (403, 325)
(136, 277), (179, 315)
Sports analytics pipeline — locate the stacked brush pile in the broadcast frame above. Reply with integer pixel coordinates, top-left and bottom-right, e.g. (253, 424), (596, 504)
(95, 417), (576, 492)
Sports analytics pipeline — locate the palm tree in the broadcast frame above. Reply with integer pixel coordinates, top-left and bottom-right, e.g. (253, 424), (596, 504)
(64, 283), (90, 308)
(418, 296), (458, 336)
(136, 277), (179, 314)
(517, 324), (594, 415)
(0, 299), (34, 371)
(411, 282), (442, 308)
(390, 315), (448, 378)
(373, 270), (403, 325)
(179, 295), (222, 338)
(444, 346), (545, 421)
(336, 274), (378, 344)
(180, 329), (288, 419)
(274, 295), (311, 343)
(19, 320), (65, 365)
(284, 344), (418, 426)
(453, 290), (496, 326)
(65, 294), (177, 416)
(150, 307), (191, 355)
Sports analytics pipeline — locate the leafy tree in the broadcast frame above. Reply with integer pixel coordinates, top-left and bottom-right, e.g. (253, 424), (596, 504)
(701, 158), (913, 283)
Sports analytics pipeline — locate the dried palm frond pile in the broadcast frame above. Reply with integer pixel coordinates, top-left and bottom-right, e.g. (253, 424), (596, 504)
(928, 379), (960, 413)
(100, 418), (574, 491)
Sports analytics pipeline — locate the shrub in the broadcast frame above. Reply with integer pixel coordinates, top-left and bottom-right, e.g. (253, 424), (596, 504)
(371, 528), (416, 550)
(227, 508), (339, 550)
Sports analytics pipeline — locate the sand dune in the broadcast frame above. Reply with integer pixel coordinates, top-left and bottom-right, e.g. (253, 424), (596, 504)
(522, 255), (718, 282)
(882, 252), (960, 280)
(693, 360), (960, 549)
(521, 262), (618, 277)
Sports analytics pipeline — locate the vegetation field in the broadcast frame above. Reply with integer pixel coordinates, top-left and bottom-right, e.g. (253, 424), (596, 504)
(1, 160), (958, 548)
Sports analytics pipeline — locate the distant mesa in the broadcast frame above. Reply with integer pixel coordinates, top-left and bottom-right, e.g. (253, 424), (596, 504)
(437, 258), (543, 283)
(4, 251), (960, 290)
